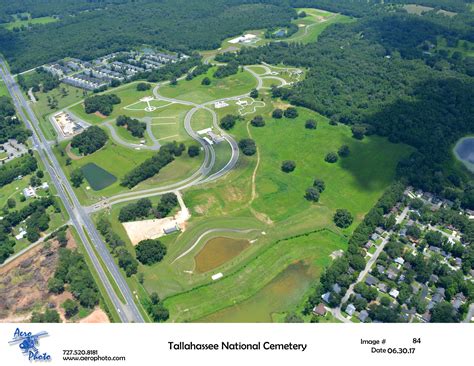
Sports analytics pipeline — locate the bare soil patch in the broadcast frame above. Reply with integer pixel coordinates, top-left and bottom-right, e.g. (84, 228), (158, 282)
(65, 143), (82, 160)
(94, 111), (108, 119)
(80, 308), (110, 323)
(0, 230), (78, 322)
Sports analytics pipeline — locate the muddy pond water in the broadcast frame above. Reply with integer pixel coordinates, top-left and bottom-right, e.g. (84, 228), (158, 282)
(194, 236), (250, 273)
(196, 261), (315, 322)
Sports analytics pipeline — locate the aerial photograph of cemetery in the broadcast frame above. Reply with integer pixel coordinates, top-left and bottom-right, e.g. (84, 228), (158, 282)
(0, 0), (472, 326)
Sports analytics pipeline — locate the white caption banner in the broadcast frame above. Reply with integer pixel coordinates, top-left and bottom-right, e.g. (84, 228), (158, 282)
(0, 323), (471, 365)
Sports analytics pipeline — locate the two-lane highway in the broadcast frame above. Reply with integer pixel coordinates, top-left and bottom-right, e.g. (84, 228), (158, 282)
(0, 59), (144, 323)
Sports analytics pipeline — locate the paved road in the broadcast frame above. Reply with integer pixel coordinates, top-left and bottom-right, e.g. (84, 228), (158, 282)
(83, 64), (273, 211)
(0, 59), (144, 323)
(103, 120), (160, 151)
(332, 207), (410, 322)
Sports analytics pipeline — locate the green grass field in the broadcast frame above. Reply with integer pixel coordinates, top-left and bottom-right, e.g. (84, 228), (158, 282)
(0, 80), (9, 97)
(63, 60), (413, 322)
(200, 8), (352, 62)
(102, 98), (412, 322)
(435, 36), (474, 58)
(159, 67), (257, 104)
(54, 131), (204, 205)
(1, 14), (58, 30)
(68, 82), (157, 124)
(288, 8), (354, 44)
(54, 136), (153, 203)
(165, 229), (346, 321)
(148, 103), (193, 143)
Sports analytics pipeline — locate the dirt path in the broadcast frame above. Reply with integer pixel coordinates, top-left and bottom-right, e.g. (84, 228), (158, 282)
(65, 143), (82, 160)
(245, 121), (273, 225)
(246, 121), (260, 204)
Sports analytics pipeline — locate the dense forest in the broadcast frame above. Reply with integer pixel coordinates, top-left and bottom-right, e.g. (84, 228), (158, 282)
(0, 0), (297, 72)
(222, 3), (474, 208)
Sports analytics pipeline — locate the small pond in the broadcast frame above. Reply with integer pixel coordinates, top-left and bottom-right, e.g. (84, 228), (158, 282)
(196, 261), (315, 322)
(454, 137), (474, 173)
(194, 236), (250, 273)
(81, 163), (117, 191)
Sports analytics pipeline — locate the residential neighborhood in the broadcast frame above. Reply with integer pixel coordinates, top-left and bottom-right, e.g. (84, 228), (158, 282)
(43, 50), (188, 91)
(315, 186), (474, 323)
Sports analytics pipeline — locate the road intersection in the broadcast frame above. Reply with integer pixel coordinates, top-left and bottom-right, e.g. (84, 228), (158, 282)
(0, 59), (299, 322)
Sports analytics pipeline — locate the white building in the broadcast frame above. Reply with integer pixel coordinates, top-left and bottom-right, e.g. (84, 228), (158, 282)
(23, 186), (36, 199)
(15, 229), (27, 240)
(214, 101), (229, 109)
(228, 33), (257, 44)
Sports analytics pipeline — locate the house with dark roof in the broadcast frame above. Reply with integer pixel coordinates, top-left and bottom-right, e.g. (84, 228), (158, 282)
(359, 310), (369, 322)
(365, 275), (379, 286)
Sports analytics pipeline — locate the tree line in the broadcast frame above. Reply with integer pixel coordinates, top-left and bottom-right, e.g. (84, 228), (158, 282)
(97, 215), (138, 277)
(121, 142), (185, 188)
(116, 115), (146, 138)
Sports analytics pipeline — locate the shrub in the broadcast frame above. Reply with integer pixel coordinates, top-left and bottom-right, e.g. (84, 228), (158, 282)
(333, 209), (353, 228)
(136, 82), (151, 91)
(325, 152), (338, 163)
(338, 145), (350, 157)
(313, 178), (325, 193)
(250, 115), (265, 127)
(272, 108), (283, 119)
(305, 187), (320, 202)
(305, 119), (317, 129)
(188, 145), (200, 157)
(284, 107), (298, 118)
(238, 138), (257, 156)
(281, 160), (296, 173)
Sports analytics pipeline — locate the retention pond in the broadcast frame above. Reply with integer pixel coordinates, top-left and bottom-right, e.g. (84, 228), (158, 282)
(454, 137), (474, 173)
(196, 261), (315, 322)
(194, 236), (250, 273)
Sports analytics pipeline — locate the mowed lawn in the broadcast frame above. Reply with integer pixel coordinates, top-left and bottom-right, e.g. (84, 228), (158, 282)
(55, 130), (204, 205)
(149, 103), (193, 143)
(68, 82), (157, 124)
(288, 8), (354, 44)
(55, 137), (154, 204)
(159, 67), (257, 104)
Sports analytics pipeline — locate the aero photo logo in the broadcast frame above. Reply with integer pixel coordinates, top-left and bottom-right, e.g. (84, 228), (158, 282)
(8, 328), (52, 362)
